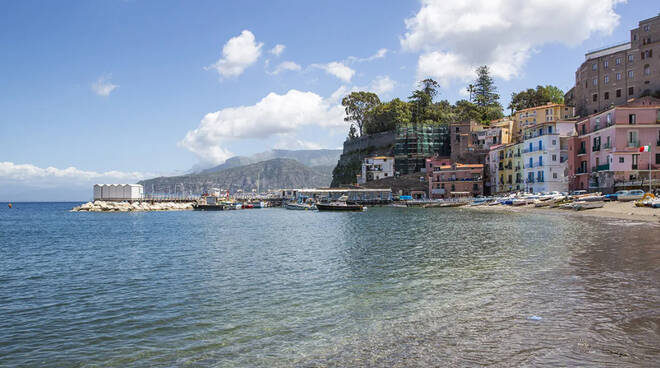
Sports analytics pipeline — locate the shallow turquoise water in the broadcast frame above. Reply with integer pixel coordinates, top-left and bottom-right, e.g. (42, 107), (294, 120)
(1, 203), (659, 366)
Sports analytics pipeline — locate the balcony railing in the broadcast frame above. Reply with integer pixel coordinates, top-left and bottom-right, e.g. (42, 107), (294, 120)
(628, 140), (640, 148)
(536, 178), (544, 183)
(578, 148), (587, 155)
(576, 168), (587, 174)
(514, 165), (521, 171)
(603, 142), (611, 149)
(592, 144), (600, 152)
(596, 163), (610, 171)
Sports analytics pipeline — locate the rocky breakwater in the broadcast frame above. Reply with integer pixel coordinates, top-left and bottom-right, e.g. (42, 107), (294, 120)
(72, 201), (195, 212)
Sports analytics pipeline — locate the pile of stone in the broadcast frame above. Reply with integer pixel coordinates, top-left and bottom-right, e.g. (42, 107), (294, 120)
(71, 201), (195, 212)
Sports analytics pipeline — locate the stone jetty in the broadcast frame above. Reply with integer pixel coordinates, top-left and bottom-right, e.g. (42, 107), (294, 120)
(72, 201), (194, 212)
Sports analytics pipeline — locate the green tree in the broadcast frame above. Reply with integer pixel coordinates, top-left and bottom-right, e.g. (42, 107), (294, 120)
(341, 91), (381, 136)
(473, 66), (499, 107)
(409, 78), (440, 123)
(347, 124), (358, 140)
(508, 85), (564, 113)
(364, 98), (412, 135)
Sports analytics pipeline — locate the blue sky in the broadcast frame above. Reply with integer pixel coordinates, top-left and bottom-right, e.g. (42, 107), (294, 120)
(0, 0), (656, 200)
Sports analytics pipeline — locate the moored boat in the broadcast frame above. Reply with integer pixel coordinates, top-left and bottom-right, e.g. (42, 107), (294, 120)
(573, 201), (605, 211)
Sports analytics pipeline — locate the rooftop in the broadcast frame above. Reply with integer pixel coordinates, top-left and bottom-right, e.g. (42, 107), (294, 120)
(515, 103), (565, 114)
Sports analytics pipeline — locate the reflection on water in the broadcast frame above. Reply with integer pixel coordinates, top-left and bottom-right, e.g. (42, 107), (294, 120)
(0, 203), (658, 367)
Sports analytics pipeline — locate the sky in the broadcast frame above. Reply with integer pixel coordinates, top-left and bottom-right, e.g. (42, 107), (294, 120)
(0, 0), (657, 200)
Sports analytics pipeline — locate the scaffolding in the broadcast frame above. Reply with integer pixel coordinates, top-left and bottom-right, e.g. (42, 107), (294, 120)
(394, 123), (450, 175)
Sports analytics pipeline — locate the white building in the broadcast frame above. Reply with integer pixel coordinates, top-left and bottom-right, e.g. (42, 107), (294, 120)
(93, 184), (144, 201)
(522, 121), (575, 193)
(357, 156), (394, 184)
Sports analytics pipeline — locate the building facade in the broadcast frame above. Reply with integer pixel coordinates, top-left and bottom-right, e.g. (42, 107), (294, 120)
(394, 123), (450, 175)
(574, 14), (660, 116)
(426, 159), (484, 199)
(357, 156), (394, 184)
(513, 103), (574, 141)
(572, 97), (660, 192)
(521, 121), (575, 193)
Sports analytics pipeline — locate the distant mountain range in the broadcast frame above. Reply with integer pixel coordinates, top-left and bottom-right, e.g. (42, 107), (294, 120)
(140, 149), (342, 194)
(199, 149), (342, 174)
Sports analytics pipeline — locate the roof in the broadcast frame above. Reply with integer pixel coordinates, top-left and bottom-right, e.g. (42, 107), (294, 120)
(438, 163), (484, 170)
(515, 103), (565, 114)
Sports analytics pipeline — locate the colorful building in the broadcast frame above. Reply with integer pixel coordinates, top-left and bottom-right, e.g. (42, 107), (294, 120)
(572, 97), (660, 192)
(521, 120), (575, 193)
(513, 103), (574, 142)
(426, 158), (484, 199)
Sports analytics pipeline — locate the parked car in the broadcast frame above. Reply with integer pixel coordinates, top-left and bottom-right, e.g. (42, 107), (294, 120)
(604, 190), (629, 201)
(617, 189), (645, 202)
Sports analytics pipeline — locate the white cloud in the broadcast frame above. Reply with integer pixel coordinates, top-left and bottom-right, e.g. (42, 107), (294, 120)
(91, 75), (118, 96)
(273, 136), (323, 150)
(270, 61), (302, 75)
(207, 30), (263, 78)
(269, 44), (286, 56)
(369, 75), (396, 95)
(311, 62), (355, 82)
(0, 161), (147, 183)
(401, 0), (624, 83)
(179, 89), (345, 164)
(348, 48), (389, 63)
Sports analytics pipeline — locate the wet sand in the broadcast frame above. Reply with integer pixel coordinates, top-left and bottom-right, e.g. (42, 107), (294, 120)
(466, 200), (660, 224)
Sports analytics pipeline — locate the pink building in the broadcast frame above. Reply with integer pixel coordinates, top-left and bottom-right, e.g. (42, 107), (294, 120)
(426, 157), (484, 199)
(573, 96), (660, 192)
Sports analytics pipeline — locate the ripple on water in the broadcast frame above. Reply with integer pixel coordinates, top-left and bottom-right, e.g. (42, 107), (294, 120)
(0, 203), (658, 367)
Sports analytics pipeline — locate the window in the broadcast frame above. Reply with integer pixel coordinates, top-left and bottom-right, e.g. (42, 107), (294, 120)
(455, 127), (459, 132)
(616, 72), (621, 80)
(593, 93), (598, 102)
(592, 63), (597, 71)
(628, 70), (634, 78)
(629, 87), (634, 96)
(456, 135), (460, 142)
(585, 80), (588, 88)
(552, 154), (557, 161)
(656, 154), (660, 165)
(604, 75), (609, 84)
(553, 172), (558, 179)
(607, 113), (611, 124)
(629, 114), (636, 124)
(644, 25), (649, 32)
(552, 139), (557, 145)
(604, 92), (610, 100)
(644, 65), (651, 76)
(538, 140), (543, 150)
(593, 78), (598, 86)
(539, 156), (543, 166)
(633, 33), (638, 41)
(628, 54), (634, 62)
(604, 60), (609, 68)
(615, 57), (622, 65)
(619, 157), (625, 163)
(616, 89), (622, 98)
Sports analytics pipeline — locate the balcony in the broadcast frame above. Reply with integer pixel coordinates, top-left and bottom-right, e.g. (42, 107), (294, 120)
(527, 178), (535, 183)
(627, 140), (640, 148)
(578, 148), (587, 155)
(514, 152), (521, 157)
(603, 142), (611, 149)
(576, 168), (588, 174)
(536, 178), (545, 183)
(592, 144), (600, 152)
(596, 163), (610, 171)
(515, 165), (521, 171)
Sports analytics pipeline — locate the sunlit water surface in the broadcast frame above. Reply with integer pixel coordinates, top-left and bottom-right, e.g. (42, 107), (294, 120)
(1, 203), (659, 367)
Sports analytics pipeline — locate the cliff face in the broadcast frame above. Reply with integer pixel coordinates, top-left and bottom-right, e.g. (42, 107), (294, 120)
(140, 158), (332, 194)
(330, 131), (395, 187)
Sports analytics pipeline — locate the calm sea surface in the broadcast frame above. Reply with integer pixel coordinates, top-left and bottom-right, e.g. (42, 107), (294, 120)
(1, 202), (659, 367)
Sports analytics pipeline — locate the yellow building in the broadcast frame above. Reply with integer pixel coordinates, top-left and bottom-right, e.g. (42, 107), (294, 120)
(512, 103), (574, 142)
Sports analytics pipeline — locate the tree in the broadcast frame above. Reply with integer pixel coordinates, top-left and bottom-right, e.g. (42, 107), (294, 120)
(473, 66), (499, 107)
(364, 98), (412, 135)
(409, 78), (440, 123)
(347, 124), (358, 140)
(341, 91), (381, 136)
(508, 85), (564, 113)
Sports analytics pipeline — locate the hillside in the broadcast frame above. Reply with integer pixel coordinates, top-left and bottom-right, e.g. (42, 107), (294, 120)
(140, 158), (332, 194)
(201, 149), (342, 174)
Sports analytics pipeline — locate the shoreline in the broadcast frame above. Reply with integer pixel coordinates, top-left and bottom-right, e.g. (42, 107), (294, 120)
(463, 200), (660, 225)
(71, 200), (195, 212)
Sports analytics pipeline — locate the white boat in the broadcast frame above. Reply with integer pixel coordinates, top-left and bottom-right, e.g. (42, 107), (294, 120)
(284, 202), (316, 210)
(573, 201), (604, 210)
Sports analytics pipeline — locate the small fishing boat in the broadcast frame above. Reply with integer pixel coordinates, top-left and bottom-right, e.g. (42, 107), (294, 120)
(316, 196), (363, 212)
(389, 203), (407, 208)
(573, 201), (605, 211)
(284, 202), (316, 210)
